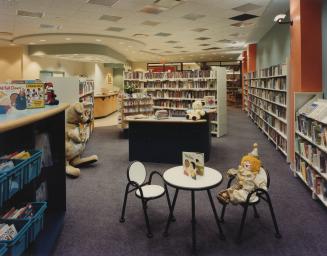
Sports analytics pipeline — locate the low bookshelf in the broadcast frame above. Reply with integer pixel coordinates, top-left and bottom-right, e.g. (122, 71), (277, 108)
(245, 63), (290, 160)
(123, 68), (227, 137)
(294, 96), (327, 207)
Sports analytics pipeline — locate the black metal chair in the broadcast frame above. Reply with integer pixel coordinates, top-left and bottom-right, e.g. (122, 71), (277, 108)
(119, 161), (172, 238)
(219, 167), (281, 242)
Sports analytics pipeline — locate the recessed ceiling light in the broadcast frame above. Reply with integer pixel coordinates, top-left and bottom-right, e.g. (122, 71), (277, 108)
(39, 39), (46, 42)
(65, 38), (72, 41)
(95, 39), (102, 42)
(9, 43), (16, 46)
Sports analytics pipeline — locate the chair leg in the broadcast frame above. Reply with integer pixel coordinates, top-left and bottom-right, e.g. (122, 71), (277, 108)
(253, 205), (259, 218)
(164, 184), (175, 222)
(237, 204), (249, 242)
(164, 189), (179, 236)
(120, 183), (130, 223)
(207, 190), (225, 240)
(265, 194), (282, 238)
(220, 204), (227, 223)
(142, 200), (153, 238)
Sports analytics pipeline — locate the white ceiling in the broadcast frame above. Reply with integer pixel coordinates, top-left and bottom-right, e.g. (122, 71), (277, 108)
(0, 0), (288, 63)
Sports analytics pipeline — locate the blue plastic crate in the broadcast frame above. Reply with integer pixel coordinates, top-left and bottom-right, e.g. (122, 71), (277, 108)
(0, 174), (6, 208)
(0, 244), (7, 256)
(22, 202), (47, 243)
(0, 219), (30, 256)
(1, 160), (25, 201)
(22, 150), (42, 185)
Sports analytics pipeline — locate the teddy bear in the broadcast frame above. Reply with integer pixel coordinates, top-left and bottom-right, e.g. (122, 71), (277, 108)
(66, 102), (98, 177)
(186, 100), (206, 121)
(217, 143), (267, 205)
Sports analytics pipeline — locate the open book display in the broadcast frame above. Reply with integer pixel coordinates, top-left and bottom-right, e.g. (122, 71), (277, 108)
(183, 152), (204, 180)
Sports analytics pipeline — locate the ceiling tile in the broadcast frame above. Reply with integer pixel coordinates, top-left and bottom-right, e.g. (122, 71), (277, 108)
(99, 14), (122, 22)
(142, 20), (161, 26)
(232, 3), (262, 12)
(155, 32), (171, 37)
(182, 13), (206, 21)
(106, 26), (125, 32)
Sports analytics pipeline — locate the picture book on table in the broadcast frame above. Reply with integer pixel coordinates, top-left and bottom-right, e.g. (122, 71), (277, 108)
(204, 96), (216, 108)
(182, 152), (204, 180)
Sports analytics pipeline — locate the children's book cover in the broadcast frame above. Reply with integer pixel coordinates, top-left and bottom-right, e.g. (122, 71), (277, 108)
(183, 152), (204, 180)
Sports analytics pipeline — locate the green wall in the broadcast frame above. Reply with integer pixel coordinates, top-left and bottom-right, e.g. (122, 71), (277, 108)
(256, 23), (290, 69)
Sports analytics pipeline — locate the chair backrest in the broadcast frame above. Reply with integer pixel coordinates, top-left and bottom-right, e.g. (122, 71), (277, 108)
(127, 161), (146, 185)
(257, 166), (270, 189)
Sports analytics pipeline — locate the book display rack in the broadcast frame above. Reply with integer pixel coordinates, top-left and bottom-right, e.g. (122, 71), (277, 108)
(123, 68), (227, 137)
(245, 63), (289, 159)
(294, 98), (327, 207)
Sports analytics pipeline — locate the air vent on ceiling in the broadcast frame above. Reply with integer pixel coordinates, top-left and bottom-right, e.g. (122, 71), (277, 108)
(87, 0), (120, 7)
(173, 46), (184, 48)
(164, 50), (172, 53)
(150, 48), (160, 51)
(0, 32), (13, 36)
(192, 28), (208, 32)
(230, 13), (258, 21)
(40, 24), (62, 30)
(232, 3), (262, 12)
(140, 5), (166, 14)
(17, 10), (44, 18)
(133, 33), (149, 38)
(203, 47), (220, 51)
(166, 40), (178, 43)
(195, 37), (211, 40)
(199, 43), (210, 46)
(182, 13), (205, 21)
(106, 27), (125, 32)
(142, 20), (161, 26)
(99, 15), (122, 22)
(180, 50), (188, 52)
(155, 32), (171, 37)
(217, 39), (233, 43)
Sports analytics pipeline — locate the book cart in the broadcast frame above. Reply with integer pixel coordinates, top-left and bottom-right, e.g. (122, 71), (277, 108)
(0, 104), (68, 255)
(245, 63), (290, 160)
(293, 95), (327, 207)
(123, 68), (227, 137)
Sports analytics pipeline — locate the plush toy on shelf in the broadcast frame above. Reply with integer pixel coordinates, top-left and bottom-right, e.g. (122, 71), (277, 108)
(65, 102), (98, 177)
(217, 143), (267, 205)
(44, 82), (59, 105)
(186, 100), (206, 121)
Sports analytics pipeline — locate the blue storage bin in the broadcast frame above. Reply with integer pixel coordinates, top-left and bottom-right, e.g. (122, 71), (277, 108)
(23, 202), (47, 243)
(0, 174), (6, 208)
(0, 244), (7, 256)
(22, 150), (42, 185)
(1, 160), (25, 201)
(0, 219), (30, 256)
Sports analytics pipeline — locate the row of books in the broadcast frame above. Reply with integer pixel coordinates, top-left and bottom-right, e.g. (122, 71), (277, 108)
(154, 100), (192, 109)
(297, 115), (327, 148)
(245, 64), (287, 79)
(79, 80), (94, 96)
(296, 137), (327, 173)
(250, 77), (287, 91)
(249, 88), (287, 106)
(148, 90), (216, 99)
(123, 107), (153, 114)
(141, 80), (216, 89)
(79, 95), (94, 105)
(296, 155), (327, 198)
(2, 203), (34, 219)
(249, 96), (287, 119)
(122, 98), (153, 107)
(124, 70), (216, 80)
(161, 109), (186, 117)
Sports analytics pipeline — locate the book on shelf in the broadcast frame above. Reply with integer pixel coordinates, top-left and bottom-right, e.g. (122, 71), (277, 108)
(0, 224), (17, 241)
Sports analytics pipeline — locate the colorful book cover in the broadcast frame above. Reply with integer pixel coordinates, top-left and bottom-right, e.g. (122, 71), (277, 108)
(182, 152), (204, 179)
(204, 96), (216, 108)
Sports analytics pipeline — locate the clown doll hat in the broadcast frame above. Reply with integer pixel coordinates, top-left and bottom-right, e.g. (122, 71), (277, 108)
(249, 143), (259, 159)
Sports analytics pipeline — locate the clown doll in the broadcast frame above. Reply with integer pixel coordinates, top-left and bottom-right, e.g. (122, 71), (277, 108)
(217, 143), (267, 205)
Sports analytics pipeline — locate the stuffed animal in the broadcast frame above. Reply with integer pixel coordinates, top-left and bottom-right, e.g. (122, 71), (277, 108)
(44, 83), (59, 105)
(186, 100), (205, 121)
(66, 102), (98, 177)
(217, 143), (267, 205)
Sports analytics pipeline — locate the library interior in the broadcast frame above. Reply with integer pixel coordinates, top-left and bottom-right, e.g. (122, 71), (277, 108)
(0, 0), (326, 255)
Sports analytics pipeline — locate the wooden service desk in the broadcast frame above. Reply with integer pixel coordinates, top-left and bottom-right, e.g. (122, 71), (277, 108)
(94, 92), (118, 118)
(126, 116), (211, 164)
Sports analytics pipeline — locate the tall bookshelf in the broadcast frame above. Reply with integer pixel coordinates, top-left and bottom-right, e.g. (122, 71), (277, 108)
(79, 79), (95, 140)
(243, 77), (249, 112)
(294, 97), (327, 207)
(245, 63), (290, 159)
(226, 66), (242, 107)
(123, 68), (227, 137)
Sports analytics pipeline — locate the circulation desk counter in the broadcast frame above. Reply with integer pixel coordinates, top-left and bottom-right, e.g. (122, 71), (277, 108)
(94, 92), (118, 118)
(127, 117), (211, 164)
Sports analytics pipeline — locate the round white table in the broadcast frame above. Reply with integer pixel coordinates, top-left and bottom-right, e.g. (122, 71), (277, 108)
(163, 166), (225, 251)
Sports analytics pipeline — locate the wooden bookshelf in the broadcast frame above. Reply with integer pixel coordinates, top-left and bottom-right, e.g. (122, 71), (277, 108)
(294, 97), (327, 207)
(226, 66), (242, 107)
(245, 63), (290, 160)
(123, 68), (227, 137)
